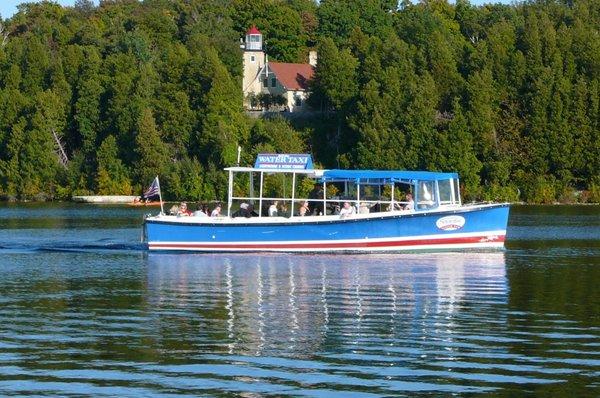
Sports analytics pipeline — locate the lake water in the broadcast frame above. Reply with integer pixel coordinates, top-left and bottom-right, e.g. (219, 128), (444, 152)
(0, 204), (598, 397)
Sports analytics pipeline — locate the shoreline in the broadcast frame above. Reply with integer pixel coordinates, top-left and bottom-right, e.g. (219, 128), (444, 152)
(0, 198), (598, 206)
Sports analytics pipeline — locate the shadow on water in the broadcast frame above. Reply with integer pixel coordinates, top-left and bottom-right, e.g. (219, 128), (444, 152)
(0, 204), (598, 396)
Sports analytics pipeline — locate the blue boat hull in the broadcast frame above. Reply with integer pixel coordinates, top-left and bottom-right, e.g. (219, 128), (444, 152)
(144, 204), (509, 252)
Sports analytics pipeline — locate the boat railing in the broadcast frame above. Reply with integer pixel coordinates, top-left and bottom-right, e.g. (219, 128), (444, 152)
(230, 196), (410, 217)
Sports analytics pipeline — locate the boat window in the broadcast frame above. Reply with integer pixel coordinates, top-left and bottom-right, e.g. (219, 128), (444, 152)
(417, 181), (436, 209)
(454, 179), (461, 205)
(438, 179), (453, 205)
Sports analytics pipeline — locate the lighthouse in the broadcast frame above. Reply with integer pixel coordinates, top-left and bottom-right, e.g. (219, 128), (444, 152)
(241, 25), (266, 107)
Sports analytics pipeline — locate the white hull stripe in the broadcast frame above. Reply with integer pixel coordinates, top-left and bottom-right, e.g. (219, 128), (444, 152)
(148, 232), (505, 251)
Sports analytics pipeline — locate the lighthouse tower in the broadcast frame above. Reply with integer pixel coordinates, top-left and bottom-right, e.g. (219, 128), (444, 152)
(241, 25), (266, 106)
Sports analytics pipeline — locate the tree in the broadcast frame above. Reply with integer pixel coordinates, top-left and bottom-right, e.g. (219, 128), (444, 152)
(96, 135), (132, 195)
(134, 108), (169, 186)
(444, 98), (482, 199)
(309, 38), (358, 112)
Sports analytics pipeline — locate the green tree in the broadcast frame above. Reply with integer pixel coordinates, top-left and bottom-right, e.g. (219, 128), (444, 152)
(96, 135), (132, 195)
(134, 108), (169, 186)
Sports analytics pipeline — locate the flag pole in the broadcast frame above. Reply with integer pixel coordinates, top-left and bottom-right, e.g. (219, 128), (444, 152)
(156, 176), (164, 214)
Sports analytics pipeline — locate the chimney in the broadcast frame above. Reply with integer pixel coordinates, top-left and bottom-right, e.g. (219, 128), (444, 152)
(308, 50), (317, 67)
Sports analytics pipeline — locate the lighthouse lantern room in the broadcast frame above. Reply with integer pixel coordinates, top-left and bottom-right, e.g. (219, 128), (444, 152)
(245, 25), (263, 51)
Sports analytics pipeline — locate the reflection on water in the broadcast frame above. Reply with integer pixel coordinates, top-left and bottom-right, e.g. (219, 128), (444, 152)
(137, 251), (598, 396)
(0, 204), (599, 396)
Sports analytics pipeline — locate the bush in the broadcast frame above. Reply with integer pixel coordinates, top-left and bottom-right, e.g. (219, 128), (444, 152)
(588, 177), (600, 204)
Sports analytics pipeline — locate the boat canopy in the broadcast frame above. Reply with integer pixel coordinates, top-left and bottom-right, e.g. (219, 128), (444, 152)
(321, 170), (459, 184)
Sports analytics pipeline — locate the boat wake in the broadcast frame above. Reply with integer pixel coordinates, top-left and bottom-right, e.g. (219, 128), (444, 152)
(0, 241), (146, 254)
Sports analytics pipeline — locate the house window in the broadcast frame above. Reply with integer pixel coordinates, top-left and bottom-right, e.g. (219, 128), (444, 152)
(271, 77), (277, 87)
(250, 55), (255, 62)
(294, 96), (302, 107)
(263, 77), (268, 87)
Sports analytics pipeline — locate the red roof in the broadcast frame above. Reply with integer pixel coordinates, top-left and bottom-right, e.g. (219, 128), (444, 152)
(246, 25), (261, 35)
(268, 62), (314, 91)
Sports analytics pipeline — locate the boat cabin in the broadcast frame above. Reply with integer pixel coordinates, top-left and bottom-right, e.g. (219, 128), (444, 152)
(224, 154), (462, 218)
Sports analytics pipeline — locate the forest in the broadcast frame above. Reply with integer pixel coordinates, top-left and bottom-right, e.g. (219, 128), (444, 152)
(0, 0), (598, 203)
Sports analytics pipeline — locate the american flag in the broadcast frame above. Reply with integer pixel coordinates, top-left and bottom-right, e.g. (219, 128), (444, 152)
(143, 177), (160, 199)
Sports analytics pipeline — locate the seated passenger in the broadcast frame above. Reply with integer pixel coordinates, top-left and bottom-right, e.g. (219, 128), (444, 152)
(211, 204), (222, 217)
(232, 202), (252, 218)
(177, 202), (192, 216)
(339, 201), (356, 218)
(359, 202), (370, 214)
(268, 201), (279, 217)
(193, 203), (208, 217)
(298, 201), (309, 216)
(404, 193), (414, 211)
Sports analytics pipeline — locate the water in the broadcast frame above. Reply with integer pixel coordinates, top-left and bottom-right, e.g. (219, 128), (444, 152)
(0, 203), (598, 397)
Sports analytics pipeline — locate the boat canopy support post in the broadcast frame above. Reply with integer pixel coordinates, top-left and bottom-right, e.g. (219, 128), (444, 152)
(322, 181), (326, 216)
(227, 169), (233, 217)
(391, 182), (395, 208)
(290, 172), (296, 218)
(258, 171), (264, 218)
(413, 181), (418, 210)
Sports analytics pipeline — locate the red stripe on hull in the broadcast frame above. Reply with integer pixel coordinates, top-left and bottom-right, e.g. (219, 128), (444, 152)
(149, 235), (505, 250)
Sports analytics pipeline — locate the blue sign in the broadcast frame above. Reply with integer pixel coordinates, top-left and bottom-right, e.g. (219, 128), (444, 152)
(254, 153), (313, 170)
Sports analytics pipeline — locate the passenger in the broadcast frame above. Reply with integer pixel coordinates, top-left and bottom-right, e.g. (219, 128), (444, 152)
(404, 193), (414, 211)
(269, 201), (279, 217)
(177, 202), (192, 216)
(202, 204), (210, 215)
(339, 201), (356, 218)
(309, 184), (325, 215)
(232, 202), (252, 218)
(193, 203), (207, 217)
(298, 201), (309, 216)
(211, 204), (222, 217)
(359, 202), (370, 214)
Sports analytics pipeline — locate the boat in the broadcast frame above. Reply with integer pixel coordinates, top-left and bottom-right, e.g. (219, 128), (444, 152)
(143, 154), (510, 252)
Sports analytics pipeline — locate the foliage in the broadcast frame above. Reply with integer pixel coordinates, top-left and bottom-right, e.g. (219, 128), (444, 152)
(0, 0), (598, 203)
(256, 93), (287, 111)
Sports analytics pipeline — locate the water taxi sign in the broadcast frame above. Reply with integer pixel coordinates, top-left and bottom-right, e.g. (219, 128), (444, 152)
(254, 154), (313, 170)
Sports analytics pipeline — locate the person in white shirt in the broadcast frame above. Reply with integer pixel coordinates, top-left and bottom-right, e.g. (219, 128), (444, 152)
(211, 204), (222, 217)
(404, 193), (414, 211)
(268, 201), (279, 217)
(339, 201), (356, 218)
(298, 201), (310, 216)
